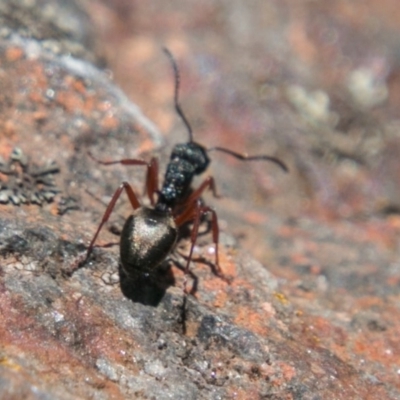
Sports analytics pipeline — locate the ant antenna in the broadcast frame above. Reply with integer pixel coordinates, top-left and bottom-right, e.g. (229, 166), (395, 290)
(163, 47), (194, 142)
(207, 146), (289, 172)
(162, 48), (288, 173)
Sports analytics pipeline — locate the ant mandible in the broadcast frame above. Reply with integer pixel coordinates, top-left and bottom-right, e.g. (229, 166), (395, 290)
(84, 48), (288, 295)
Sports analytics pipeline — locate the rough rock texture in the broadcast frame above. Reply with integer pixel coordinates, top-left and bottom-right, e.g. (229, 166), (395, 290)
(1, 1), (400, 399)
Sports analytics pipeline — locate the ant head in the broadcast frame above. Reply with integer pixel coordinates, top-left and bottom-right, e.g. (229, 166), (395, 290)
(170, 142), (210, 175)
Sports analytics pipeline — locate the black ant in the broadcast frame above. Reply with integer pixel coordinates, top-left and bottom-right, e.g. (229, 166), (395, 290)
(83, 48), (287, 302)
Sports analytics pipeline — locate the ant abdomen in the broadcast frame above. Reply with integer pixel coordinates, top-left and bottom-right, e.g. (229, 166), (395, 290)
(120, 207), (178, 277)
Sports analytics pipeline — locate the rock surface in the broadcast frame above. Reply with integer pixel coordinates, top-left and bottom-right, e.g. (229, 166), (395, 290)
(1, 1), (400, 399)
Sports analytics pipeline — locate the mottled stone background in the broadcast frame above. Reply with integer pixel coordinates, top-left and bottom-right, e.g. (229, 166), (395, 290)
(1, 0), (400, 399)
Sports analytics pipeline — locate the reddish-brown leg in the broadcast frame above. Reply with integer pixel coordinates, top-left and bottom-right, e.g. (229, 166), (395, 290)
(185, 202), (220, 271)
(88, 152), (159, 205)
(173, 176), (219, 221)
(174, 175), (222, 273)
(184, 176), (220, 206)
(88, 151), (149, 168)
(175, 198), (222, 294)
(144, 157), (159, 205)
(85, 181), (141, 261)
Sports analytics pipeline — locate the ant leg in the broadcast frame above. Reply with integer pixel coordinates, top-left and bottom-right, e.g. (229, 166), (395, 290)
(88, 151), (159, 205)
(185, 176), (220, 205)
(171, 251), (199, 295)
(179, 200), (202, 294)
(85, 181), (141, 262)
(198, 205), (220, 274)
(173, 176), (220, 221)
(144, 157), (159, 206)
(174, 175), (219, 232)
(176, 200), (223, 294)
(88, 151), (149, 168)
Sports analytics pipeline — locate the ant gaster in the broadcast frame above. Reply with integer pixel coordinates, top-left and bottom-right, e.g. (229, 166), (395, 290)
(84, 48), (288, 296)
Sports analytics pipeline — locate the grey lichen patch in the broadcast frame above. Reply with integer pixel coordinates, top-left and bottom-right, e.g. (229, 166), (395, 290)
(100, 271), (120, 285)
(0, 147), (60, 206)
(95, 358), (120, 382)
(198, 314), (267, 363)
(144, 359), (168, 379)
(8, 255), (39, 272)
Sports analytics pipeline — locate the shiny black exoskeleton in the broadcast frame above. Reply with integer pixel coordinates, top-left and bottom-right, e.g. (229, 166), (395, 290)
(156, 142), (210, 210)
(83, 48), (288, 305)
(120, 208), (177, 274)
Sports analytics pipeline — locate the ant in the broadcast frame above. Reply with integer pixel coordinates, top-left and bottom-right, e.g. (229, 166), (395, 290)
(83, 48), (288, 301)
